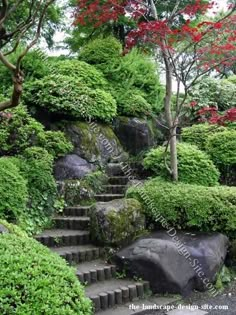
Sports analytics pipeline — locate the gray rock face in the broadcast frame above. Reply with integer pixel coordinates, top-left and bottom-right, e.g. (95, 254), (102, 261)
(54, 154), (95, 180)
(90, 198), (146, 247)
(0, 224), (9, 234)
(63, 121), (128, 165)
(113, 231), (228, 295)
(114, 117), (164, 155)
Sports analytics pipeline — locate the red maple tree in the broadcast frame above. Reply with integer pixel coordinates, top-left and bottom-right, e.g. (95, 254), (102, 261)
(74, 0), (236, 180)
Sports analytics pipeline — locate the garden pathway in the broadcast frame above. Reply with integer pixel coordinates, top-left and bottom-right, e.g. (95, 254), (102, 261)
(35, 174), (175, 314)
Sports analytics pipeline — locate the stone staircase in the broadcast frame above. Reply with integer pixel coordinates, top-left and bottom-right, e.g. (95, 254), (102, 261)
(35, 175), (151, 313)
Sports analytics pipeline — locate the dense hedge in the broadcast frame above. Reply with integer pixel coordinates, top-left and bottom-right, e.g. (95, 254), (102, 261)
(0, 223), (92, 315)
(143, 142), (220, 186)
(206, 130), (236, 166)
(127, 178), (236, 238)
(0, 158), (28, 221)
(23, 75), (117, 122)
(182, 124), (226, 150)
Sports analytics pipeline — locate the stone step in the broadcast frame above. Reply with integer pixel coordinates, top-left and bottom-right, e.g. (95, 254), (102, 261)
(108, 176), (129, 185)
(95, 194), (124, 202)
(76, 260), (116, 285)
(63, 205), (92, 217)
(35, 229), (90, 247)
(52, 245), (102, 264)
(54, 216), (90, 230)
(103, 185), (127, 195)
(86, 279), (150, 312)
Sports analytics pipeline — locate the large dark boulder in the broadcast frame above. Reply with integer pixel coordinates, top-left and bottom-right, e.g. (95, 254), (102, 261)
(90, 198), (146, 247)
(54, 154), (95, 180)
(112, 231), (228, 295)
(114, 117), (153, 155)
(62, 121), (128, 166)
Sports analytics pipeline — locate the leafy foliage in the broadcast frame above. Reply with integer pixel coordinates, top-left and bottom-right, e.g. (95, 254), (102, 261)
(0, 105), (72, 158)
(189, 77), (236, 111)
(0, 227), (92, 315)
(12, 147), (57, 234)
(127, 177), (236, 238)
(182, 123), (226, 150)
(143, 142), (220, 186)
(0, 106), (43, 155)
(23, 75), (117, 122)
(0, 158), (28, 221)
(37, 131), (73, 159)
(110, 48), (164, 111)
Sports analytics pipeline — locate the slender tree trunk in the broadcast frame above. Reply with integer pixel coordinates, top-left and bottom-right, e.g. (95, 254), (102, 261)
(163, 53), (178, 181)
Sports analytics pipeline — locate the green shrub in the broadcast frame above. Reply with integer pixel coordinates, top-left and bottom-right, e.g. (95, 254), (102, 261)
(127, 178), (236, 237)
(117, 93), (153, 117)
(0, 105), (72, 158)
(0, 158), (28, 221)
(79, 36), (122, 67)
(0, 106), (43, 155)
(143, 142), (220, 186)
(111, 49), (164, 110)
(0, 227), (92, 314)
(23, 75), (117, 122)
(84, 171), (108, 193)
(52, 59), (108, 89)
(206, 130), (236, 166)
(37, 131), (73, 158)
(14, 147), (57, 234)
(182, 124), (226, 150)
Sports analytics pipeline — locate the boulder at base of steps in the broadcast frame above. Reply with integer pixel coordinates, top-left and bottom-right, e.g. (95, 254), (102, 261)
(113, 231), (228, 296)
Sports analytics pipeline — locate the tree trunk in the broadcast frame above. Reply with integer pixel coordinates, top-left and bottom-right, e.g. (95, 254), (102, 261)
(163, 53), (178, 181)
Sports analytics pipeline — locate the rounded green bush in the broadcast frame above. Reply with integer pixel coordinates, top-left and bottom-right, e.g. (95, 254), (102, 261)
(0, 158), (28, 221)
(23, 75), (117, 122)
(182, 123), (226, 150)
(79, 36), (122, 67)
(127, 177), (236, 237)
(0, 228), (92, 315)
(0, 105), (43, 155)
(51, 59), (109, 89)
(206, 130), (236, 166)
(143, 142), (220, 186)
(0, 105), (72, 158)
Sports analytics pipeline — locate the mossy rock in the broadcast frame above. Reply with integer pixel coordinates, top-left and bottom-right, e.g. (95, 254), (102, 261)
(62, 121), (127, 165)
(90, 198), (146, 247)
